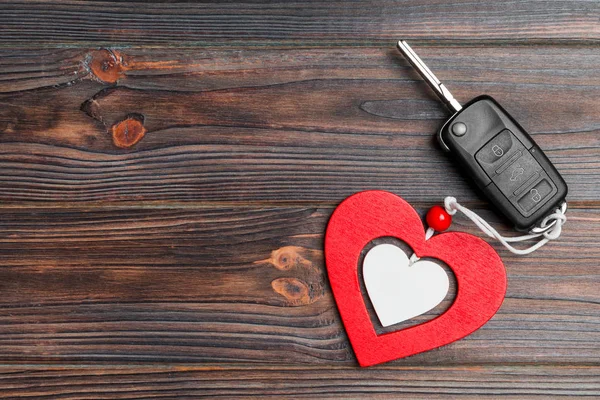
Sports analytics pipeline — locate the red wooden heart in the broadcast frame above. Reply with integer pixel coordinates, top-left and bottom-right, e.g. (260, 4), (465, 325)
(325, 191), (506, 367)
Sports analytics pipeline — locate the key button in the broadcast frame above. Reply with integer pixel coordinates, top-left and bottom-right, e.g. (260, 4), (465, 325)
(475, 129), (520, 167)
(451, 122), (467, 136)
(494, 152), (540, 196)
(517, 179), (553, 212)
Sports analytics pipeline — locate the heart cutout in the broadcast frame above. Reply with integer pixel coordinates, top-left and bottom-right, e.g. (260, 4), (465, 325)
(325, 191), (506, 367)
(363, 243), (450, 327)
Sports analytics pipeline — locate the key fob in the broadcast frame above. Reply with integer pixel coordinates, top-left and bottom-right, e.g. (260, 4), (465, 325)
(438, 95), (568, 231)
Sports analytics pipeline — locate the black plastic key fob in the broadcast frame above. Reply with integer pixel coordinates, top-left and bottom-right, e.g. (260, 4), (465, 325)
(397, 41), (568, 232)
(439, 96), (568, 231)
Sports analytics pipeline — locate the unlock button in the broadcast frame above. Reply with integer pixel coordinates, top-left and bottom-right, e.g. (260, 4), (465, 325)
(517, 179), (554, 213)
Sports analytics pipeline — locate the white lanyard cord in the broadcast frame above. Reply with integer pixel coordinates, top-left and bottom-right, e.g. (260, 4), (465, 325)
(443, 197), (567, 255)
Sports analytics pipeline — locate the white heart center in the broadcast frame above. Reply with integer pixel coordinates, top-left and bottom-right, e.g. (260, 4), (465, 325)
(363, 243), (450, 327)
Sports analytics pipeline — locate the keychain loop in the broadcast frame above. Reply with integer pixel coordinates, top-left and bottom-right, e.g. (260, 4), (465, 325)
(443, 197), (567, 255)
(530, 202), (567, 234)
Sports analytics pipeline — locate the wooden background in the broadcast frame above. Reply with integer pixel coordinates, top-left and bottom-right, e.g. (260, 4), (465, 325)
(1, 0), (599, 397)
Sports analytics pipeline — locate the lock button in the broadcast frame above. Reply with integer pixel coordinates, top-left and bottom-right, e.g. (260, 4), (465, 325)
(517, 179), (554, 213)
(475, 130), (517, 168)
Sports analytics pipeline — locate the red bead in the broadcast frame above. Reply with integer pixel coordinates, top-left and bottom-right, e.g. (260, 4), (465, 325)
(426, 205), (452, 231)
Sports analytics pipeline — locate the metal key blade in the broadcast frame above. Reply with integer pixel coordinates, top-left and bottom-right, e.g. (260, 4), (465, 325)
(397, 40), (462, 113)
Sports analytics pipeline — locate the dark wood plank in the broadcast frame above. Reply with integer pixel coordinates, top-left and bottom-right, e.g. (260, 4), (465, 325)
(0, 365), (598, 399)
(1, 0), (598, 394)
(1, 1), (599, 45)
(4, 46), (600, 93)
(0, 205), (598, 364)
(0, 46), (598, 204)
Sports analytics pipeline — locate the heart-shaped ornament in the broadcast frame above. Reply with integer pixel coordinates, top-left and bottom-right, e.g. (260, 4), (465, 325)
(363, 243), (449, 327)
(325, 190), (506, 367)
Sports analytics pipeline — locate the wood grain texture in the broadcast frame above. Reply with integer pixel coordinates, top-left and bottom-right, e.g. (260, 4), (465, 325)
(0, 365), (598, 399)
(1, 0), (599, 394)
(0, 46), (598, 204)
(1, 1), (599, 46)
(0, 206), (598, 365)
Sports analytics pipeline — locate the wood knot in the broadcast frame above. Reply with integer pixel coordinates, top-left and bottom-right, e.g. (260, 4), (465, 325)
(86, 49), (126, 84)
(271, 278), (311, 305)
(262, 246), (325, 306)
(268, 246), (308, 271)
(111, 114), (146, 148)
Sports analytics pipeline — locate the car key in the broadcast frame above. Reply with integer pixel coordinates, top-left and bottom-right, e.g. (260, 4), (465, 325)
(396, 40), (568, 232)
